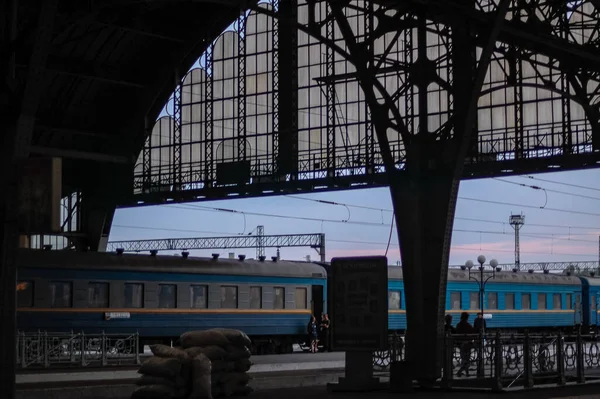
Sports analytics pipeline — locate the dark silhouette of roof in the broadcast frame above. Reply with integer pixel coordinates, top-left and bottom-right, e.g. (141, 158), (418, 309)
(14, 1), (250, 193)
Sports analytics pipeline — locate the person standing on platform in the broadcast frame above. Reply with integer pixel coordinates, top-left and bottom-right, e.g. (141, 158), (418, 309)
(308, 316), (319, 353)
(474, 312), (486, 333)
(320, 314), (330, 352)
(455, 312), (476, 377)
(444, 314), (456, 334)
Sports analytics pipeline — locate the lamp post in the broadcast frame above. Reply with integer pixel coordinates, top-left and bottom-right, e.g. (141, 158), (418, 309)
(465, 255), (499, 377)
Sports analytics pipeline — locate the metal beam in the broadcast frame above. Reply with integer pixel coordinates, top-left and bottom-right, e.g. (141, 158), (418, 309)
(396, 0), (600, 70)
(106, 233), (325, 254)
(28, 145), (131, 164)
(35, 125), (114, 140)
(17, 55), (147, 89)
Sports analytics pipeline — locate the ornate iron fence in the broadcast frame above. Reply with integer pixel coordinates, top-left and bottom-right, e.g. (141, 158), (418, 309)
(16, 331), (141, 369)
(373, 332), (600, 389)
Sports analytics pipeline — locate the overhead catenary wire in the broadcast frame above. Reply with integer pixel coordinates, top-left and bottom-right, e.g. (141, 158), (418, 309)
(167, 204), (598, 245)
(110, 224), (596, 258)
(283, 194), (600, 232)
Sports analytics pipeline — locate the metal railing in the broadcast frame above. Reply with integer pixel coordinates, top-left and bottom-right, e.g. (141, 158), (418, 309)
(16, 331), (141, 369)
(372, 331), (600, 389)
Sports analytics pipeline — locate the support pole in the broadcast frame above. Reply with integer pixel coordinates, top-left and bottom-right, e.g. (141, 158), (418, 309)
(390, 142), (459, 385)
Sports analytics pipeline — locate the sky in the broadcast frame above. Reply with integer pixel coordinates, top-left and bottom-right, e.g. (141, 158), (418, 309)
(110, 168), (600, 266)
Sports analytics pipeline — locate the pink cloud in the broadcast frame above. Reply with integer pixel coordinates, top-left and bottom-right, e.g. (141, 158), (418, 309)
(328, 237), (597, 263)
(452, 238), (595, 256)
(327, 248), (396, 259)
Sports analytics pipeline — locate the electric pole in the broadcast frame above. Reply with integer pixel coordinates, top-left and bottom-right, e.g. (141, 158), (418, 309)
(509, 213), (525, 271)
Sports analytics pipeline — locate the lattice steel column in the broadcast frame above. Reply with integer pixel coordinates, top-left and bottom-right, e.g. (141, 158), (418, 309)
(256, 225), (265, 258)
(276, 0), (298, 178)
(238, 9), (248, 161)
(325, 13), (336, 177)
(510, 43), (524, 159)
(172, 69), (182, 190)
(364, 1), (374, 174)
(204, 43), (215, 186)
(142, 116), (152, 193)
(271, 0), (280, 177)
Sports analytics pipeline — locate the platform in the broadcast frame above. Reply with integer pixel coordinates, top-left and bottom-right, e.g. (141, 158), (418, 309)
(16, 351), (345, 385)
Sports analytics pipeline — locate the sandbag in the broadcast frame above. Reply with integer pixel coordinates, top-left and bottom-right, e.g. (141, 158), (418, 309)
(190, 353), (213, 399)
(150, 344), (191, 363)
(136, 374), (186, 389)
(211, 385), (224, 398)
(212, 360), (235, 373)
(220, 372), (251, 386)
(138, 356), (182, 379)
(181, 330), (230, 349)
(131, 384), (180, 399)
(234, 358), (252, 372)
(209, 328), (252, 348)
(225, 345), (251, 360)
(234, 386), (254, 396)
(185, 345), (229, 361)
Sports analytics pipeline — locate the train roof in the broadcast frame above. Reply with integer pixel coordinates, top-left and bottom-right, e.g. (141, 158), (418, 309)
(577, 275), (600, 287)
(15, 249), (327, 279)
(388, 266), (581, 285)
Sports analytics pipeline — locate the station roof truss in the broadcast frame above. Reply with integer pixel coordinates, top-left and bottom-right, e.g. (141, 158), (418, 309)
(11, 1), (600, 208)
(125, 0), (600, 207)
(10, 0), (254, 198)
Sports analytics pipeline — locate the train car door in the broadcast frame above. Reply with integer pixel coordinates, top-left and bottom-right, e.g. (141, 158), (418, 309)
(593, 295), (599, 326)
(311, 285), (324, 318)
(575, 294), (583, 325)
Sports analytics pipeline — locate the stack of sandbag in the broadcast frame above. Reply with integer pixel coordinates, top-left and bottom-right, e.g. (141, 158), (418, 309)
(180, 328), (254, 398)
(132, 345), (193, 399)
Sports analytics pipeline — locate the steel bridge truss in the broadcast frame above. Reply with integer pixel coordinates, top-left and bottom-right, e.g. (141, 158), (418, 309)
(106, 232), (326, 261)
(130, 0), (600, 206)
(450, 260), (600, 273)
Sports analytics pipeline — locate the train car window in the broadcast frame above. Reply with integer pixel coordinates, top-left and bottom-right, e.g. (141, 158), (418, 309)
(88, 282), (109, 308)
(553, 294), (562, 309)
(450, 292), (461, 310)
(505, 293), (515, 310)
(295, 288), (307, 309)
(469, 292), (479, 309)
(388, 291), (401, 310)
(249, 287), (262, 309)
(220, 286), (238, 309)
(566, 293), (572, 310)
(50, 281), (72, 308)
(592, 296), (597, 311)
(124, 283), (144, 308)
(190, 285), (208, 309)
(158, 284), (177, 308)
(537, 293), (546, 310)
(521, 294), (531, 310)
(17, 281), (34, 307)
(487, 292), (498, 310)
(274, 287), (285, 310)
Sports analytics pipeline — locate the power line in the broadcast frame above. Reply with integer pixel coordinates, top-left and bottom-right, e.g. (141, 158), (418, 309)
(110, 225), (597, 258)
(283, 194), (599, 232)
(164, 204), (598, 247)
(494, 177), (600, 202)
(519, 175), (600, 193)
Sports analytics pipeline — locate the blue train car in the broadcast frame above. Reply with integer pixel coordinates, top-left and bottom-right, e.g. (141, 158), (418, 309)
(16, 249), (327, 354)
(579, 276), (600, 328)
(385, 267), (584, 331)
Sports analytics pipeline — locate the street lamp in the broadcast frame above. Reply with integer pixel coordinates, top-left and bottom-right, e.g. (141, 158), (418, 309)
(465, 255), (499, 329)
(465, 255), (499, 377)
